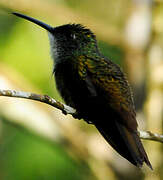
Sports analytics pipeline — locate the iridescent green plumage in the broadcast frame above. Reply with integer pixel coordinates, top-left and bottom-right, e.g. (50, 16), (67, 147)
(12, 12), (152, 169)
(77, 55), (137, 128)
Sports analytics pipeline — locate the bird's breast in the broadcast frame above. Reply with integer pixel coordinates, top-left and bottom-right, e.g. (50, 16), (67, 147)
(54, 60), (91, 111)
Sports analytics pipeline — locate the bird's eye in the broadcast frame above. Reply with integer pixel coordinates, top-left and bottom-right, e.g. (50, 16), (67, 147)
(71, 33), (76, 40)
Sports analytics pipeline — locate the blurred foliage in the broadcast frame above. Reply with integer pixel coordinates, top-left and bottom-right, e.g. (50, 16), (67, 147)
(98, 41), (124, 66)
(0, 0), (163, 180)
(0, 118), (89, 180)
(0, 15), (17, 51)
(0, 15), (56, 96)
(64, 0), (130, 27)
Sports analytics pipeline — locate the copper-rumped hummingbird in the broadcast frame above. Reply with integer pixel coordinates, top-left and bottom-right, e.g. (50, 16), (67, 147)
(12, 12), (152, 169)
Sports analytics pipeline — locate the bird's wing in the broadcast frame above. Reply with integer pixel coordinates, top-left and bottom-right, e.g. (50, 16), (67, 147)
(78, 55), (137, 130)
(77, 55), (152, 169)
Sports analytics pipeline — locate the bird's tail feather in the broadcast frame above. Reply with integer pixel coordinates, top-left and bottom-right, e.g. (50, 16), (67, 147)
(95, 120), (152, 169)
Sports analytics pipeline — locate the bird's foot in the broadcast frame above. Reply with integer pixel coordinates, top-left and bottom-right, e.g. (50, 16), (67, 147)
(72, 112), (93, 124)
(72, 111), (83, 120)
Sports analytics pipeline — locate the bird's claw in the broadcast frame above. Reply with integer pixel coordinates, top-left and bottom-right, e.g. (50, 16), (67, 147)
(72, 112), (82, 119)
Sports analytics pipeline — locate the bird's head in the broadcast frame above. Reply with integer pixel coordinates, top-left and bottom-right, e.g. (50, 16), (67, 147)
(12, 13), (98, 61)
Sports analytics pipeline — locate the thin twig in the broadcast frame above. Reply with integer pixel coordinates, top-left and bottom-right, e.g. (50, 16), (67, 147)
(0, 89), (76, 115)
(0, 89), (162, 143)
(139, 131), (163, 143)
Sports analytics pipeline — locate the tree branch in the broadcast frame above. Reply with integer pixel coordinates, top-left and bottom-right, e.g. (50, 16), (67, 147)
(0, 89), (76, 115)
(139, 131), (163, 143)
(0, 89), (162, 143)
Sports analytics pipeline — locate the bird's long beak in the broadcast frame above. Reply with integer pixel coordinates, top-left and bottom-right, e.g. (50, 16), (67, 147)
(12, 12), (54, 33)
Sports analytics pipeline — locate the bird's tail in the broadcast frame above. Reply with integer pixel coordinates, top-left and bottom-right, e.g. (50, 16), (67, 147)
(94, 120), (152, 169)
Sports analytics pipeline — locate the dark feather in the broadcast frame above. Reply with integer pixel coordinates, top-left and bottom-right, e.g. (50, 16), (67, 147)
(94, 115), (152, 169)
(12, 12), (152, 169)
(55, 56), (152, 169)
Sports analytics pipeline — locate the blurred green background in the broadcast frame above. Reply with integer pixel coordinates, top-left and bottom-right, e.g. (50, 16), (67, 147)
(0, 0), (163, 180)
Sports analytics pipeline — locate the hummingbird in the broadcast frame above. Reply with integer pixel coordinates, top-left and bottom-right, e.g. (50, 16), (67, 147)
(12, 12), (152, 169)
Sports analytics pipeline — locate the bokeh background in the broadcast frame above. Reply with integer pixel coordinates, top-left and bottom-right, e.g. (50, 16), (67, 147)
(0, 0), (163, 179)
